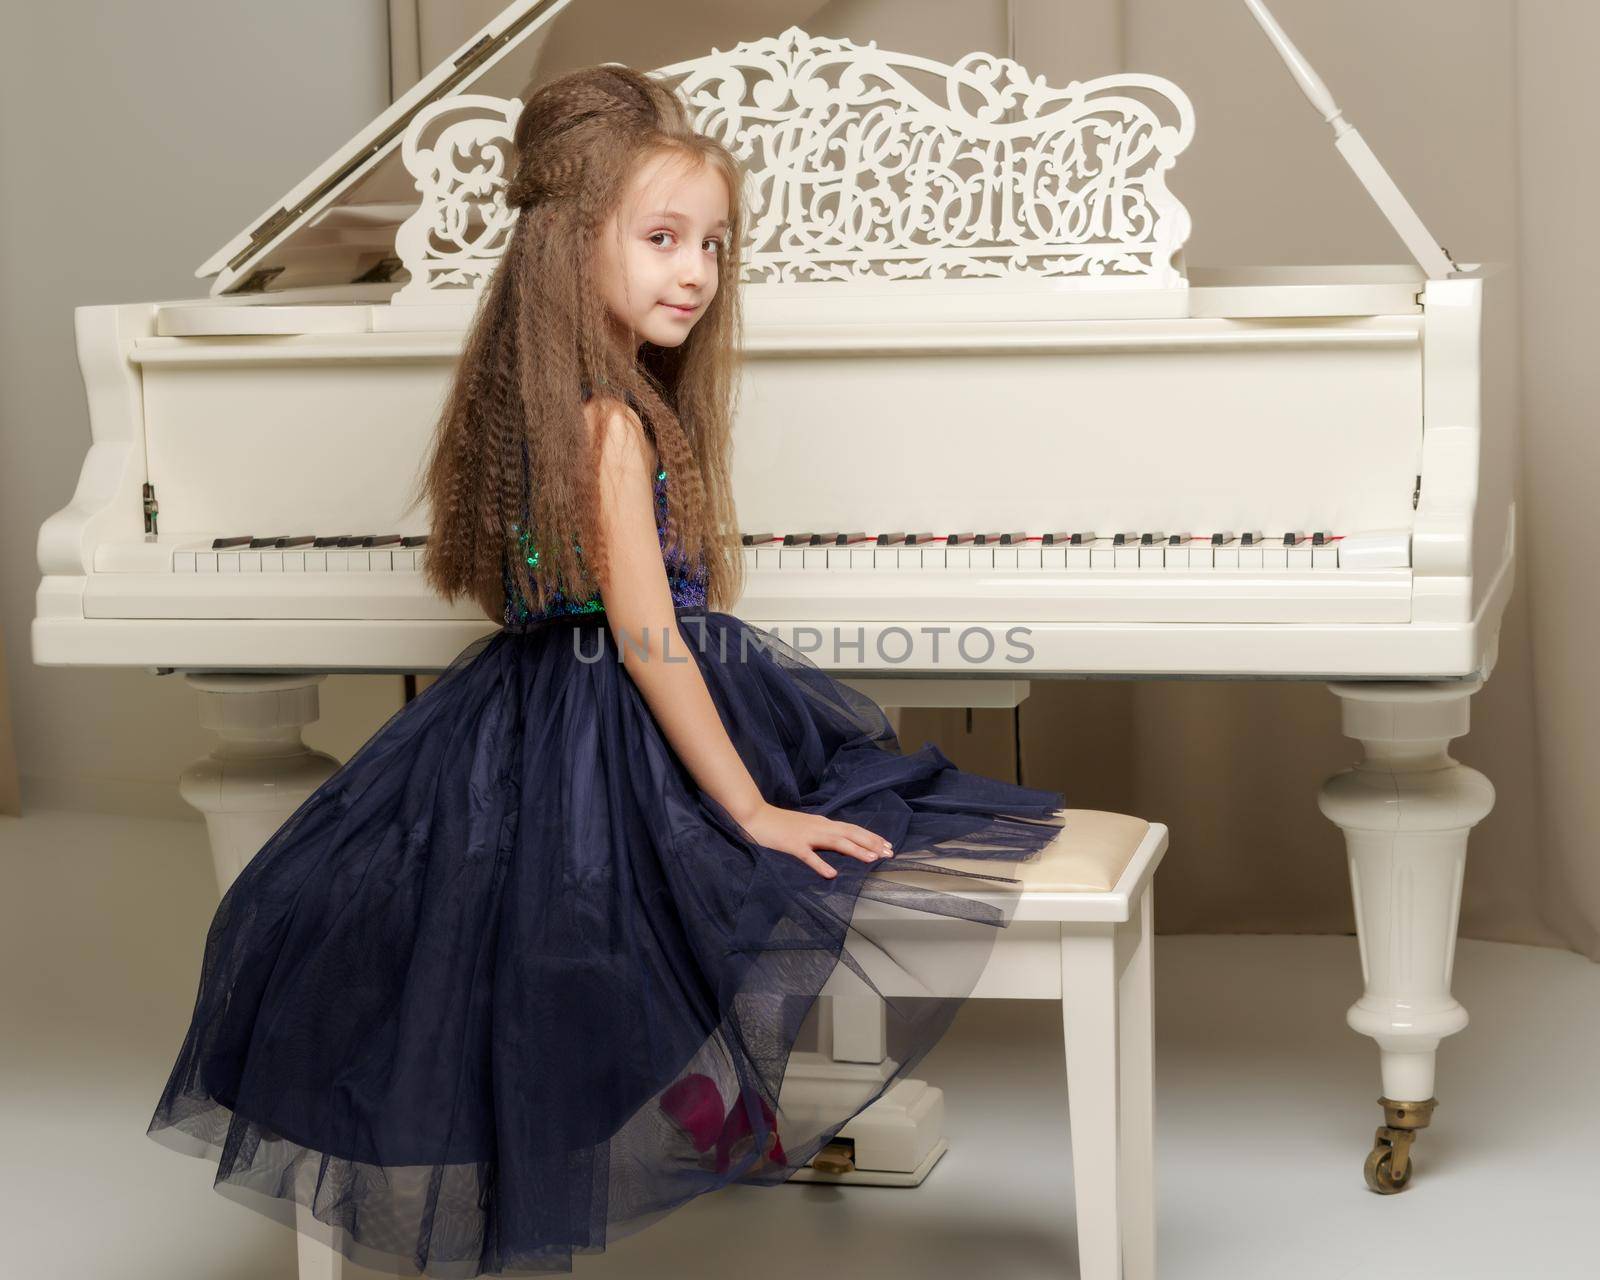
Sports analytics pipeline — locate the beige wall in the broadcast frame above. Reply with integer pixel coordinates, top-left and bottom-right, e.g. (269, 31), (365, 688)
(5, 1), (1590, 957)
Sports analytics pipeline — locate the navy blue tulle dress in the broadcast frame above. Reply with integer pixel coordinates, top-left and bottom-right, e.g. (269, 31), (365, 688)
(147, 395), (1069, 1277)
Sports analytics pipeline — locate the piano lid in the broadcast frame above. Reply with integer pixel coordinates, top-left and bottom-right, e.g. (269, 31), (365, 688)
(197, 0), (575, 297)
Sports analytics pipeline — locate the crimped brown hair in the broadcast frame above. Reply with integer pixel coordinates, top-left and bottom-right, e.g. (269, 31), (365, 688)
(405, 63), (746, 623)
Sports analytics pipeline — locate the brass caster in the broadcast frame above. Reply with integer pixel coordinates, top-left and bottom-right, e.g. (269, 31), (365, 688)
(810, 1140), (855, 1176)
(1362, 1096), (1438, 1194)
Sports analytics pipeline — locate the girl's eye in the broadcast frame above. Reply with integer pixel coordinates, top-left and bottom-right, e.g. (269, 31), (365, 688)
(648, 230), (723, 254)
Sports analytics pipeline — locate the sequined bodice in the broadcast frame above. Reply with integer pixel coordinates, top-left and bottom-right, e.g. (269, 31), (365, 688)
(502, 388), (708, 629)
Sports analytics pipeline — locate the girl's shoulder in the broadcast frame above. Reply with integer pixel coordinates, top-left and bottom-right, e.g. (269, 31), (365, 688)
(578, 383), (657, 473)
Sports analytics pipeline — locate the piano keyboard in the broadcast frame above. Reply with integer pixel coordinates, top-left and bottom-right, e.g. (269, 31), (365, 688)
(106, 528), (1410, 575)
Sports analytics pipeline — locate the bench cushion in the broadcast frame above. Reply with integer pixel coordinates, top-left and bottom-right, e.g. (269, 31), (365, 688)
(884, 809), (1151, 894)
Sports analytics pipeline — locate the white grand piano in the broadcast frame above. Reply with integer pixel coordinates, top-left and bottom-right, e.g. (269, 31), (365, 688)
(36, 0), (1513, 1209)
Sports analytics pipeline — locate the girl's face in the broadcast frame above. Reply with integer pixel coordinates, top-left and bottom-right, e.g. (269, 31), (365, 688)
(595, 149), (729, 354)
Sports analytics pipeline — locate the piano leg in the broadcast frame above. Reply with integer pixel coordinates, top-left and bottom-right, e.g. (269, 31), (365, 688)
(1318, 678), (1495, 1193)
(177, 673), (341, 894)
(177, 674), (346, 1277)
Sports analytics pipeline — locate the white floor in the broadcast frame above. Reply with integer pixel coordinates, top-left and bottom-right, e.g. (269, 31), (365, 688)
(4, 807), (1598, 1280)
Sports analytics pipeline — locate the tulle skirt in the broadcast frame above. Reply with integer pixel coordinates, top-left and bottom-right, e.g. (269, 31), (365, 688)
(147, 607), (1066, 1276)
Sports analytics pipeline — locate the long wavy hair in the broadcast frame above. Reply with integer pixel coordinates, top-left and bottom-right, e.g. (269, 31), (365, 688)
(406, 64), (747, 622)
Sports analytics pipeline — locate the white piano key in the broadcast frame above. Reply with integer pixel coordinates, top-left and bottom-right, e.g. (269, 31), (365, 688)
(326, 551), (350, 572)
(849, 548), (875, 569)
(778, 548), (805, 569)
(1214, 545), (1240, 568)
(1263, 547), (1288, 569)
(1138, 544), (1164, 568)
(283, 552), (304, 572)
(918, 546), (946, 569)
(741, 547), (757, 570)
(1018, 547), (1042, 569)
(1312, 543), (1338, 569)
(1164, 544), (1189, 569)
(219, 552), (240, 573)
(305, 553), (326, 572)
(1114, 544), (1139, 569)
(993, 547), (1019, 569)
(803, 547), (830, 569)
(756, 547), (782, 570)
(1042, 546), (1067, 569)
(196, 553), (217, 573)
(1239, 546), (1264, 569)
(240, 551), (261, 572)
(945, 547), (971, 569)
(1287, 546), (1313, 568)
(262, 554), (282, 573)
(173, 551), (196, 573)
(968, 548), (994, 569)
(1066, 544), (1092, 568)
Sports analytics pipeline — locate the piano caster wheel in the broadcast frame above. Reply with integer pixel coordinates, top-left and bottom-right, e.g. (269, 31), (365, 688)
(1362, 1096), (1437, 1194)
(810, 1140), (855, 1176)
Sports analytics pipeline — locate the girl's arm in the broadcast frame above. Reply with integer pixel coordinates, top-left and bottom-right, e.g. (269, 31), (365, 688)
(584, 398), (893, 879)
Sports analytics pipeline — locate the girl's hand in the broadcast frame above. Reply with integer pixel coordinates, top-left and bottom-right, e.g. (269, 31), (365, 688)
(738, 803), (894, 880)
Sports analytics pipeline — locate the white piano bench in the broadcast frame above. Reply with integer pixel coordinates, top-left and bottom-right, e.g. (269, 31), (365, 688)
(790, 809), (1169, 1280)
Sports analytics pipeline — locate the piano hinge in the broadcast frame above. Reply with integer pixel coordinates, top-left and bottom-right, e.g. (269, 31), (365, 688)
(1412, 474), (1422, 510)
(352, 255), (405, 285)
(143, 482), (159, 538)
(236, 266), (286, 294)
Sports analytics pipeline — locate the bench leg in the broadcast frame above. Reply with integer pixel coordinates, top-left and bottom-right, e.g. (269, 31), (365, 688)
(1061, 926), (1122, 1280)
(1117, 886), (1156, 1280)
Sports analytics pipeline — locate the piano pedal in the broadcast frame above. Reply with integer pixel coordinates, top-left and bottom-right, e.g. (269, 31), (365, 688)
(811, 1138), (855, 1175)
(788, 1134), (949, 1187)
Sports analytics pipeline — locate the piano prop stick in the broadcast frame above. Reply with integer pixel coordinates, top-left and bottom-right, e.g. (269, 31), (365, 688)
(1243, 0), (1459, 279)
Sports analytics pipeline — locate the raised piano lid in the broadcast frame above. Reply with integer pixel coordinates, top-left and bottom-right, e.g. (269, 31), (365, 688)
(196, 0), (574, 299)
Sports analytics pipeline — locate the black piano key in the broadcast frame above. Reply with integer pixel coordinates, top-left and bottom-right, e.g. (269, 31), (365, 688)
(1240, 530), (1263, 546)
(782, 532), (814, 546)
(1210, 531), (1235, 545)
(1167, 532), (1191, 545)
(1139, 531), (1166, 546)
(997, 531), (1029, 545)
(741, 532), (775, 545)
(903, 532), (937, 545)
(1070, 532), (1096, 546)
(946, 532), (976, 545)
(212, 535), (252, 549)
(276, 535), (316, 548)
(1112, 532), (1138, 546)
(876, 531), (907, 545)
(808, 532), (838, 546)
(369, 534), (402, 547)
(1281, 530), (1307, 546)
(247, 535), (285, 549)
(972, 532), (1001, 545)
(402, 534), (429, 546)
(1312, 531), (1330, 546)
(313, 535), (348, 547)
(834, 531), (869, 545)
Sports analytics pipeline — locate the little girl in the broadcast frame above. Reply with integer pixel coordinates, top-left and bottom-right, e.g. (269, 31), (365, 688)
(147, 64), (1067, 1277)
